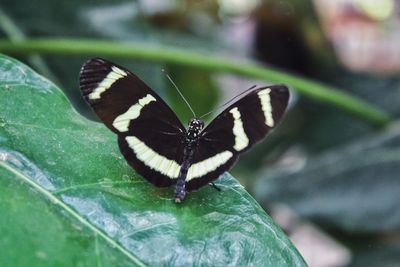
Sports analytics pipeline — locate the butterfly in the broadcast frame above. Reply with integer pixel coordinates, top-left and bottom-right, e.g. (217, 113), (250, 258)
(79, 58), (289, 203)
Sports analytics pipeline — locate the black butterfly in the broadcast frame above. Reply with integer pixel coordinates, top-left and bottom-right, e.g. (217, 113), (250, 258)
(79, 58), (289, 203)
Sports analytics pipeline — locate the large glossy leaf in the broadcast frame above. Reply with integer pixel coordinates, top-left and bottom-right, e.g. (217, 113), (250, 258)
(0, 55), (306, 266)
(254, 124), (400, 232)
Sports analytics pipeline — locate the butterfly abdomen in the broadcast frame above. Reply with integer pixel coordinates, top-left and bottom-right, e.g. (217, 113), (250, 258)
(174, 153), (193, 203)
(174, 118), (204, 202)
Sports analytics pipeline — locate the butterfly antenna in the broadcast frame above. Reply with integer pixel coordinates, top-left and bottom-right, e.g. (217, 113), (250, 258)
(162, 69), (197, 118)
(199, 85), (258, 119)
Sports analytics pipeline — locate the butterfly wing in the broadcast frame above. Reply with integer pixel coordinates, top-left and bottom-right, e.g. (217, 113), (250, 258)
(80, 58), (186, 187)
(185, 85), (289, 191)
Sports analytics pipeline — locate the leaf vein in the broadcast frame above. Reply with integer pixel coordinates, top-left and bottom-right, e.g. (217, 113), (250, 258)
(0, 160), (146, 267)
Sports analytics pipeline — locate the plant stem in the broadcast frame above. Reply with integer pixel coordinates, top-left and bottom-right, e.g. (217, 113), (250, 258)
(0, 38), (392, 127)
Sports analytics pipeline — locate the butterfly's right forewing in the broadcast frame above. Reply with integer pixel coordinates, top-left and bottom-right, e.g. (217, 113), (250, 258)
(185, 85), (289, 191)
(80, 58), (186, 187)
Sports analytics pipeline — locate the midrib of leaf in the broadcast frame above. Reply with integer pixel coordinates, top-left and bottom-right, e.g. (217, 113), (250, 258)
(0, 160), (146, 267)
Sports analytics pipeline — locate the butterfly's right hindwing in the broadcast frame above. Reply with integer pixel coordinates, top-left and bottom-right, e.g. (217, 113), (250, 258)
(80, 58), (186, 187)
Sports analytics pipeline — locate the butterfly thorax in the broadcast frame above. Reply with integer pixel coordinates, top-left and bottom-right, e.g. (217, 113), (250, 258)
(186, 118), (204, 141)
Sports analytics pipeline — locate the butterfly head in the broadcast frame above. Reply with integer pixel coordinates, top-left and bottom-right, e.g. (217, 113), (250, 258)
(187, 118), (204, 138)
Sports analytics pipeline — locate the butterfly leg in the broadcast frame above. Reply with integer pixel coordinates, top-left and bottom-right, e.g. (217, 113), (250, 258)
(209, 182), (221, 192)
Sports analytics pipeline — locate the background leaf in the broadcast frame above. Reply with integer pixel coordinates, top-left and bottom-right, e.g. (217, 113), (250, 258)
(0, 0), (224, 119)
(253, 123), (400, 232)
(0, 55), (306, 266)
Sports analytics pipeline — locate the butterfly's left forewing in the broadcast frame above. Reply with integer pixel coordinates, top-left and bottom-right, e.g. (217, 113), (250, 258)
(185, 85), (289, 191)
(80, 58), (186, 187)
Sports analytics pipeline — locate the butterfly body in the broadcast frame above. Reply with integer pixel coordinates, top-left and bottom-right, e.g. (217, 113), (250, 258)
(174, 118), (204, 202)
(79, 58), (289, 203)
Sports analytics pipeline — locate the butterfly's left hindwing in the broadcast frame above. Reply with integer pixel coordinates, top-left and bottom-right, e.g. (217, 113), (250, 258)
(79, 58), (186, 187)
(185, 85), (289, 191)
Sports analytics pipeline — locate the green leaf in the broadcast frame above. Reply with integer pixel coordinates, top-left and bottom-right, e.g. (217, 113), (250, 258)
(254, 124), (400, 232)
(0, 55), (306, 266)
